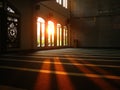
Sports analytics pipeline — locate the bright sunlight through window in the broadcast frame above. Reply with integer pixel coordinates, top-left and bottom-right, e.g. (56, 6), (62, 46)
(56, 0), (68, 8)
(37, 17), (45, 47)
(37, 17), (68, 48)
(48, 21), (54, 46)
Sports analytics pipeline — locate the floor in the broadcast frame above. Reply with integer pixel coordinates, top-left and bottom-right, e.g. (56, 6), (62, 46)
(0, 48), (120, 90)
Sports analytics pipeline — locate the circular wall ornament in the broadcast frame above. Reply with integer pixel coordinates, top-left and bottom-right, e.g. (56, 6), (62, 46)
(8, 23), (17, 42)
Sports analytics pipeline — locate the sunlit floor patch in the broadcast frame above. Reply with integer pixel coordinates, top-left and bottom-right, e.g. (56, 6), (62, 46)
(34, 59), (51, 90)
(0, 65), (120, 80)
(0, 58), (120, 68)
(66, 57), (118, 89)
(54, 57), (75, 90)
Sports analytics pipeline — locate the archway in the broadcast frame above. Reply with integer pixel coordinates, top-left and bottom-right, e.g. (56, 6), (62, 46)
(37, 17), (45, 47)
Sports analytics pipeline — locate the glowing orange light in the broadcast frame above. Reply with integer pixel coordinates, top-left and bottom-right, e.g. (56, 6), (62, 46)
(66, 56), (116, 90)
(37, 22), (40, 47)
(48, 21), (54, 46)
(54, 57), (75, 90)
(48, 21), (54, 35)
(34, 59), (51, 90)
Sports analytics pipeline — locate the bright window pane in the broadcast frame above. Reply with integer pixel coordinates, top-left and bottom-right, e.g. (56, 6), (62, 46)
(60, 28), (62, 46)
(37, 22), (40, 47)
(57, 24), (61, 46)
(56, 0), (67, 8)
(63, 0), (67, 8)
(37, 17), (45, 47)
(48, 21), (54, 46)
(63, 26), (68, 46)
(59, 0), (62, 4)
(56, 0), (62, 5)
(41, 23), (45, 47)
(57, 27), (59, 46)
(66, 0), (68, 8)
(63, 27), (66, 46)
(56, 0), (59, 3)
(65, 29), (68, 45)
(63, 0), (66, 8)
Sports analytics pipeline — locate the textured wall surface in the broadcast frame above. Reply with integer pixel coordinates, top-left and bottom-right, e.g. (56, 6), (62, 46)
(70, 0), (120, 48)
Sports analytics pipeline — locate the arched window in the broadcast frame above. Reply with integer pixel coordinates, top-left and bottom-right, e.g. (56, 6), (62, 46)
(63, 26), (68, 46)
(56, 0), (68, 8)
(57, 24), (62, 46)
(48, 21), (54, 46)
(36, 18), (69, 48)
(63, 0), (68, 8)
(37, 17), (45, 47)
(56, 0), (62, 5)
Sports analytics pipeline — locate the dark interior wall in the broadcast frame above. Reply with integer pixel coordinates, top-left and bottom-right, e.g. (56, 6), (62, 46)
(0, 15), (1, 51)
(96, 16), (120, 47)
(71, 0), (120, 48)
(8, 0), (34, 50)
(71, 0), (98, 17)
(96, 0), (120, 47)
(70, 17), (98, 47)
